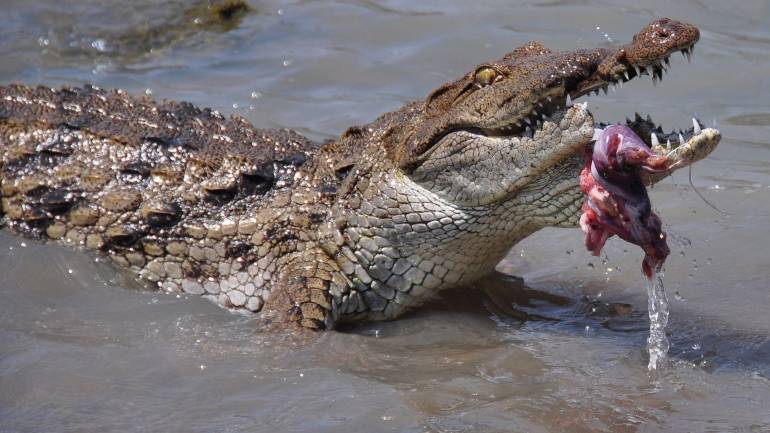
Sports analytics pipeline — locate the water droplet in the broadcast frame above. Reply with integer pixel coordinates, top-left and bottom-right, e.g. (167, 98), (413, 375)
(692, 343), (701, 350)
(90, 39), (107, 52)
(277, 8), (285, 15)
(67, 269), (73, 274)
(673, 291), (686, 302)
(38, 37), (50, 47)
(145, 88), (153, 95)
(232, 103), (239, 109)
(250, 91), (261, 99)
(299, 372), (304, 377)
(20, 242), (27, 248)
(199, 365), (206, 370)
(282, 59), (292, 67)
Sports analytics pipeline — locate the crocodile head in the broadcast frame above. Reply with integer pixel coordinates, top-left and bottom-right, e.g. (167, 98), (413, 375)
(332, 18), (720, 320)
(392, 18), (718, 208)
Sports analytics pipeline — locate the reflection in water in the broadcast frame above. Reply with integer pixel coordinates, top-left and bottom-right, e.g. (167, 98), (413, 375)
(2, 0), (770, 432)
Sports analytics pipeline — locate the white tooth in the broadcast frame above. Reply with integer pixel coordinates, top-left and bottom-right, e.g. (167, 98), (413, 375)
(623, 71), (630, 81)
(592, 128), (604, 141)
(618, 80), (623, 89)
(679, 133), (685, 144)
(524, 118), (531, 125)
(566, 94), (572, 106)
(650, 133), (660, 147)
(685, 51), (692, 62)
(537, 101), (544, 107)
(666, 139), (672, 151)
(611, 84), (617, 93)
(602, 85), (608, 95)
(578, 101), (588, 111)
(525, 126), (531, 134)
(546, 96), (553, 102)
(652, 74), (658, 86)
(515, 121), (522, 127)
(692, 118), (702, 134)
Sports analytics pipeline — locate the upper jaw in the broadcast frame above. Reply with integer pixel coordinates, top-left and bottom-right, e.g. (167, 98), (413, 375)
(482, 18), (701, 139)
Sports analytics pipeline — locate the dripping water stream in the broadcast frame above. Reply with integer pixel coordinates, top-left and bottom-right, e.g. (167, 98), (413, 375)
(646, 267), (670, 370)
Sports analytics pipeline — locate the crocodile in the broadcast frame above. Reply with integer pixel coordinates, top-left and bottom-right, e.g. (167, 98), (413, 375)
(0, 18), (721, 330)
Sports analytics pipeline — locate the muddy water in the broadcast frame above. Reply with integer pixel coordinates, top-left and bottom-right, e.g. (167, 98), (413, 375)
(2, 0), (770, 431)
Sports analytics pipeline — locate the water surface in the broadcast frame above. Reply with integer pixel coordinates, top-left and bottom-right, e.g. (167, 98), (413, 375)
(2, 1), (770, 432)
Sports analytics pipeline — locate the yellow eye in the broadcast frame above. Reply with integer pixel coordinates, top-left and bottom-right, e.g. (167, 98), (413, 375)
(474, 67), (498, 86)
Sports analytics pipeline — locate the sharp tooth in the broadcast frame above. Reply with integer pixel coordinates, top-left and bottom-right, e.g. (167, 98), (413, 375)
(652, 74), (658, 86)
(623, 71), (630, 81)
(537, 101), (544, 108)
(611, 84), (617, 93)
(578, 101), (588, 111)
(664, 57), (670, 66)
(690, 44), (695, 55)
(566, 94), (572, 106)
(679, 133), (686, 144)
(524, 118), (531, 125)
(515, 121), (521, 127)
(618, 80), (623, 89)
(546, 96), (553, 102)
(666, 139), (672, 151)
(685, 50), (692, 62)
(602, 85), (608, 95)
(650, 132), (660, 147)
(692, 118), (702, 134)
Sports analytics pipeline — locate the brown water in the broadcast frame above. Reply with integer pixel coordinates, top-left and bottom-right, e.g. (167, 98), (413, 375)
(2, 1), (770, 432)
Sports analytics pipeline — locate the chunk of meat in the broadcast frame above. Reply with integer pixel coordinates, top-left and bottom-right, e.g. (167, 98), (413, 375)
(580, 125), (671, 278)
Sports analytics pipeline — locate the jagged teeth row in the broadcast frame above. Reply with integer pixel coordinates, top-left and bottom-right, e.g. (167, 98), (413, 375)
(497, 94), (568, 134)
(505, 43), (696, 136)
(608, 42), (697, 90)
(649, 117), (704, 151)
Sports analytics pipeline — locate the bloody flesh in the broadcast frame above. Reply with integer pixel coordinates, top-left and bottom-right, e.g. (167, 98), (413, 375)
(580, 125), (671, 278)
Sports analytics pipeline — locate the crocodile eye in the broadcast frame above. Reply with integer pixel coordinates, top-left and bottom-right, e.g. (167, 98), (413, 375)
(474, 67), (498, 86)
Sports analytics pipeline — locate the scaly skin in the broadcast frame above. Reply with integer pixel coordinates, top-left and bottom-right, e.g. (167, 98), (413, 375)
(0, 18), (721, 330)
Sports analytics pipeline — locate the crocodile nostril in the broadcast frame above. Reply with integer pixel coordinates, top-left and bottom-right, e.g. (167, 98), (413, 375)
(655, 29), (670, 39)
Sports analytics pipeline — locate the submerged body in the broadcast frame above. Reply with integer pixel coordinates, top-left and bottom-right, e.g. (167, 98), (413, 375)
(0, 19), (721, 330)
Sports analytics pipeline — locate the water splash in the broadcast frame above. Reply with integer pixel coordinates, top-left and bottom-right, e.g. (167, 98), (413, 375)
(646, 267), (670, 370)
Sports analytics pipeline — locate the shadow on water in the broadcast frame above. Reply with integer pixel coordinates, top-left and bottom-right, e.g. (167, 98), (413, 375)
(341, 270), (770, 379)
